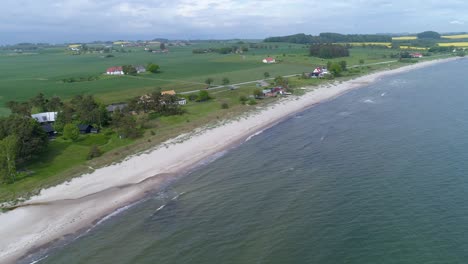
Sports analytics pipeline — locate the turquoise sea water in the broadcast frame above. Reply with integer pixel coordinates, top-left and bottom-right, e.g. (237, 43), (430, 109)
(31, 59), (468, 263)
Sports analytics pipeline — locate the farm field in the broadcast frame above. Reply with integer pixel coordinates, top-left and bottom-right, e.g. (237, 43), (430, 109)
(0, 43), (401, 115)
(442, 34), (468, 39)
(438, 42), (468, 47)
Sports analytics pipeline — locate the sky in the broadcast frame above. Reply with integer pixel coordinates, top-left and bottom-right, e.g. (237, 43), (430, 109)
(1, 0), (467, 44)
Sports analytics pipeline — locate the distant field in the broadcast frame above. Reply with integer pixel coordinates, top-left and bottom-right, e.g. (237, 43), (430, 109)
(438, 42), (468, 47)
(348, 42), (391, 47)
(0, 43), (403, 115)
(442, 34), (468, 39)
(400, 46), (428, 50)
(392, 36), (417, 40)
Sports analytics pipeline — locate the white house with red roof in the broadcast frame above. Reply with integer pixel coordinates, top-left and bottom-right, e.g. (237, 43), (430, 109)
(262, 57), (276, 64)
(106, 66), (124, 75)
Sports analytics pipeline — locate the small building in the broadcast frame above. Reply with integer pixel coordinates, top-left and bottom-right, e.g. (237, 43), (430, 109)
(161, 90), (176, 96)
(106, 103), (128, 113)
(410, 53), (423, 58)
(41, 123), (56, 137)
(32, 112), (57, 123)
(135, 65), (146, 73)
(177, 98), (187, 105)
(77, 124), (94, 134)
(106, 66), (124, 75)
(262, 57), (276, 64)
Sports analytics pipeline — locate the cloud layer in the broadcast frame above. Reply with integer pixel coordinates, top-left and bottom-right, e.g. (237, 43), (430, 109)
(1, 0), (467, 43)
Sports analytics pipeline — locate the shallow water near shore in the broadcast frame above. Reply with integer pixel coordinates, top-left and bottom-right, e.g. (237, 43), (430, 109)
(31, 59), (468, 263)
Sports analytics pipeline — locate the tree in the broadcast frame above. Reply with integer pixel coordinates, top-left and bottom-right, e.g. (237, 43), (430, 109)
(30, 93), (47, 112)
(0, 116), (47, 163)
(160, 42), (166, 50)
(264, 72), (270, 78)
(329, 62), (343, 76)
(147, 63), (160, 73)
(6, 101), (32, 116)
(222, 77), (230, 85)
(253, 89), (263, 98)
(122, 65), (137, 75)
(239, 95), (248, 105)
(63, 124), (80, 141)
(111, 111), (140, 139)
(197, 90), (212, 102)
(274, 76), (289, 88)
(205, 77), (214, 87)
(339, 60), (347, 71)
(0, 135), (18, 183)
(47, 96), (63, 111)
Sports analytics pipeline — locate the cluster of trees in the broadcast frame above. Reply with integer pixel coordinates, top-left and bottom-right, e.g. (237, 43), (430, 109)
(309, 44), (350, 58)
(265, 33), (391, 44)
(192, 46), (249, 54)
(62, 75), (100, 83)
(417, 31), (441, 39)
(127, 90), (185, 116)
(7, 93), (63, 116)
(0, 116), (48, 183)
(327, 61), (348, 77)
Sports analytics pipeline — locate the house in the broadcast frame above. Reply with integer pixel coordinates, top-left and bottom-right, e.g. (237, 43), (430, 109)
(135, 65), (146, 73)
(177, 98), (187, 105)
(106, 103), (128, 113)
(106, 66), (124, 75)
(161, 90), (176, 96)
(262, 57), (276, 64)
(77, 124), (94, 134)
(31, 112), (57, 123)
(41, 123), (56, 137)
(410, 53), (423, 58)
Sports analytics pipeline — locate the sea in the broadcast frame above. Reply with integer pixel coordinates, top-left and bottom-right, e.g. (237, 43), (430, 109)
(27, 58), (468, 264)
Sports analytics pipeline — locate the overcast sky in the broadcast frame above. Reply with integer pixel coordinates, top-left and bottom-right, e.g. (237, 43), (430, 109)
(1, 0), (467, 44)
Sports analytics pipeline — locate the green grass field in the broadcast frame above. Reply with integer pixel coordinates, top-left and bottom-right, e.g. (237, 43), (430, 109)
(0, 43), (401, 115)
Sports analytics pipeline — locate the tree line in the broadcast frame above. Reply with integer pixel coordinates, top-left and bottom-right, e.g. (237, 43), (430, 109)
(309, 44), (350, 58)
(265, 33), (392, 44)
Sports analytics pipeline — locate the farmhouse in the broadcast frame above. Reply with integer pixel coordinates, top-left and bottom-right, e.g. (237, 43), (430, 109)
(410, 53), (423, 58)
(106, 103), (128, 113)
(106, 66), (124, 75)
(262, 57), (276, 64)
(77, 124), (97, 134)
(135, 65), (146, 73)
(31, 112), (57, 123)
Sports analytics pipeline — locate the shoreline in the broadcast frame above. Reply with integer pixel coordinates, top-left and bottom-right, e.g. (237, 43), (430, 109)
(0, 56), (462, 264)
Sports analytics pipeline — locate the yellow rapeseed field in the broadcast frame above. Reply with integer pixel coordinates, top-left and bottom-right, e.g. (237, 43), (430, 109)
(392, 36), (417, 40)
(438, 42), (468, 47)
(442, 34), (468, 39)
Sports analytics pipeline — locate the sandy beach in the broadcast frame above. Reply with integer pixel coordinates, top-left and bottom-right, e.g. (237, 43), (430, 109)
(0, 57), (461, 263)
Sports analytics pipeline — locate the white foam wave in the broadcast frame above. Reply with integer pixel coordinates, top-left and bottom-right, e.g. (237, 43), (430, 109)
(245, 129), (265, 142)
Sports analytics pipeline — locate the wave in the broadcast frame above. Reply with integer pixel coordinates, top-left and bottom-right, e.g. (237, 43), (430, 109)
(245, 129), (266, 142)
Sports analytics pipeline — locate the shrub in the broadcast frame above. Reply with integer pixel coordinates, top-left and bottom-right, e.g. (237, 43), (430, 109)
(239, 95), (248, 105)
(248, 98), (257, 105)
(221, 102), (229, 109)
(87, 145), (101, 160)
(63, 124), (79, 141)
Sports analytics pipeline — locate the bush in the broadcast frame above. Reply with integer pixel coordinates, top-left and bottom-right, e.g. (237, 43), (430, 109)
(87, 145), (101, 160)
(248, 98), (257, 105)
(63, 124), (79, 141)
(239, 95), (248, 105)
(221, 102), (229, 109)
(197, 90), (212, 102)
